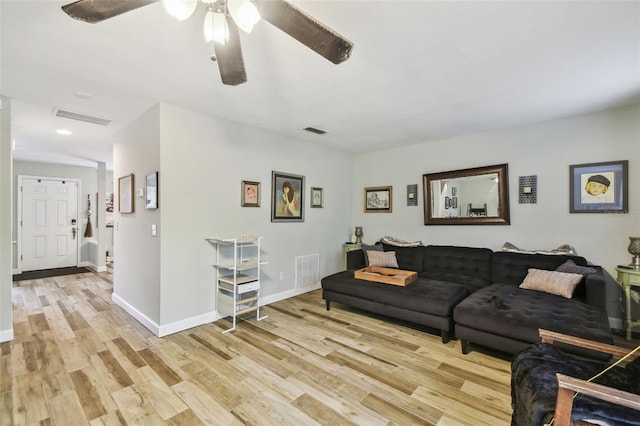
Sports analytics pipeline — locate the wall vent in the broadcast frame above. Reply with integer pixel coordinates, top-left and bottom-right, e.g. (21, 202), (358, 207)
(54, 108), (112, 126)
(303, 126), (327, 135)
(295, 254), (319, 289)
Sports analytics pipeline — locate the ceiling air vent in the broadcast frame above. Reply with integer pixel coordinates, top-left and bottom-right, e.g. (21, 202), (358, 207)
(304, 126), (327, 135)
(54, 108), (112, 126)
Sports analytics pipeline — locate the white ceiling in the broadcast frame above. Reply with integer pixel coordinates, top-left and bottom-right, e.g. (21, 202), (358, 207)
(2, 0), (639, 170)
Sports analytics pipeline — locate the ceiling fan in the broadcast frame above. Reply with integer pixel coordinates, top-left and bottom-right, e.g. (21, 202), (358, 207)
(61, 0), (354, 86)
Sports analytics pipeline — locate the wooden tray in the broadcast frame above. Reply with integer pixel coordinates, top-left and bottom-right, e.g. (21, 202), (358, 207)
(354, 266), (417, 286)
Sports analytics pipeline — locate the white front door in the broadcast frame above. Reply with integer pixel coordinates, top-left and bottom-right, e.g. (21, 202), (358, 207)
(20, 177), (79, 271)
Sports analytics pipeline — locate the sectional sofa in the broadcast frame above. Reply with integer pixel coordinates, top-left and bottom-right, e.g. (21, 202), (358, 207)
(320, 243), (613, 357)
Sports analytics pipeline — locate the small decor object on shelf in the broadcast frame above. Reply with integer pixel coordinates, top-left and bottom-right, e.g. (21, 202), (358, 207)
(628, 236), (640, 269)
(354, 226), (363, 244)
(569, 160), (628, 213)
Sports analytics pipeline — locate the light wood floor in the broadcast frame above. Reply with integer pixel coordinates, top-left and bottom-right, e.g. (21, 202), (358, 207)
(2, 269), (514, 425)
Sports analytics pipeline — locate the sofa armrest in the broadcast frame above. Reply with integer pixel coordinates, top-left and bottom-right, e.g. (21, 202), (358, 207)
(584, 267), (607, 310)
(346, 249), (366, 270)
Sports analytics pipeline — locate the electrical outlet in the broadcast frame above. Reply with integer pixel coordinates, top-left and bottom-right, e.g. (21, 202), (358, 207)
(280, 271), (284, 280)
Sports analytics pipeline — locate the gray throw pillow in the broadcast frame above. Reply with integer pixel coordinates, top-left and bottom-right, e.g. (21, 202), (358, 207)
(555, 259), (597, 275)
(361, 244), (383, 266)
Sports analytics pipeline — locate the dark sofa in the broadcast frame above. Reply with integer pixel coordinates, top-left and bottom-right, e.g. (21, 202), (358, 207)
(320, 244), (613, 356)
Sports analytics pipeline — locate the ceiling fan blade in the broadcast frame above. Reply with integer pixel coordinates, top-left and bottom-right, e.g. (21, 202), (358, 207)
(258, 0), (353, 64)
(61, 0), (158, 24)
(214, 16), (247, 86)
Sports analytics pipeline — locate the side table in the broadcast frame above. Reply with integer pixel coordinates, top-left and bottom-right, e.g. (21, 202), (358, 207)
(615, 266), (640, 340)
(344, 243), (361, 270)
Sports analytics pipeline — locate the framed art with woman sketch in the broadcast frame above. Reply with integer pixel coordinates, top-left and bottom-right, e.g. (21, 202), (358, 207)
(271, 171), (305, 222)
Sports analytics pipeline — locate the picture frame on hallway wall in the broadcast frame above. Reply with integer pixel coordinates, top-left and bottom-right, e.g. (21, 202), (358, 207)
(271, 171), (304, 222)
(364, 186), (392, 213)
(310, 187), (323, 208)
(145, 171), (158, 210)
(570, 160), (628, 213)
(118, 174), (134, 214)
(241, 180), (260, 207)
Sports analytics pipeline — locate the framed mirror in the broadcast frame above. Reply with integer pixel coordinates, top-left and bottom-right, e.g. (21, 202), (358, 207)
(423, 163), (510, 225)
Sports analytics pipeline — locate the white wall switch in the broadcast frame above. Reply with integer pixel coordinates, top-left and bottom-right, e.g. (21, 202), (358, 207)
(151, 224), (157, 237)
(136, 188), (145, 198)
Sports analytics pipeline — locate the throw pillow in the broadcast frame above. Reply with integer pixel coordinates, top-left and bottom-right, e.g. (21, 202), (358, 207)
(519, 268), (583, 299)
(367, 250), (399, 268)
(555, 259), (597, 275)
(361, 244), (383, 266)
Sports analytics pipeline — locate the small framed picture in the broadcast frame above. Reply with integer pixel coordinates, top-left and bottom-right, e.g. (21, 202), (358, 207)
(271, 171), (304, 222)
(145, 171), (158, 210)
(118, 174), (134, 214)
(570, 160), (628, 213)
(310, 187), (323, 208)
(241, 180), (260, 207)
(364, 186), (392, 213)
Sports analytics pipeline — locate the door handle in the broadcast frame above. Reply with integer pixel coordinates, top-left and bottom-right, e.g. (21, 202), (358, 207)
(72, 227), (77, 239)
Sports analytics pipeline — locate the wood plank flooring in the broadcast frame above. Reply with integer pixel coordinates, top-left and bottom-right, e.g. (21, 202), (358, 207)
(2, 270), (514, 425)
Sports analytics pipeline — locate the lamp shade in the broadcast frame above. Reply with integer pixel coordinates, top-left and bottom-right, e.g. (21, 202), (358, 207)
(163, 0), (198, 21)
(227, 0), (260, 33)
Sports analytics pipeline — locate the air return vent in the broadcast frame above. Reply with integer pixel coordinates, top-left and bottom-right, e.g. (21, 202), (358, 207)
(303, 126), (326, 135)
(54, 108), (112, 126)
(295, 254), (319, 289)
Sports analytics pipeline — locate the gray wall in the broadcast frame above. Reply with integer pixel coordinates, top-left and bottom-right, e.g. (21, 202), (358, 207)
(352, 103), (640, 327)
(112, 103), (353, 335)
(1, 96), (13, 342)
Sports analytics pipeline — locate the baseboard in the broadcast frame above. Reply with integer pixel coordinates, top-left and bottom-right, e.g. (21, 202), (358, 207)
(87, 263), (107, 273)
(111, 284), (320, 338)
(158, 311), (217, 337)
(261, 282), (321, 306)
(111, 293), (161, 336)
(0, 327), (14, 343)
(12, 268), (20, 275)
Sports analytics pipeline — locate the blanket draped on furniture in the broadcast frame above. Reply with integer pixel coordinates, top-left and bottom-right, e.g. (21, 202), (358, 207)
(511, 342), (640, 426)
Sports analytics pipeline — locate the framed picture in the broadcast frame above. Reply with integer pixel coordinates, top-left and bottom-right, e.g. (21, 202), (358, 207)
(118, 174), (134, 214)
(271, 171), (304, 222)
(570, 160), (628, 213)
(145, 171), (158, 210)
(364, 186), (392, 213)
(310, 187), (323, 208)
(241, 180), (260, 207)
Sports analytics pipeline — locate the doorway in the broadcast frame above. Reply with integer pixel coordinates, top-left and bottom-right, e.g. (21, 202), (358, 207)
(18, 176), (80, 272)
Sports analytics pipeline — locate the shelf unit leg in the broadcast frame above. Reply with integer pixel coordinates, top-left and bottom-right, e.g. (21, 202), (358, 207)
(222, 315), (237, 334)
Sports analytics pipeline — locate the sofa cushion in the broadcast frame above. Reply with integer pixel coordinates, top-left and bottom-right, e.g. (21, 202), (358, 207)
(453, 283), (612, 346)
(556, 259), (597, 275)
(492, 251), (588, 286)
(519, 268), (584, 299)
(361, 244), (383, 266)
(422, 245), (494, 292)
(367, 250), (399, 268)
(321, 271), (468, 317)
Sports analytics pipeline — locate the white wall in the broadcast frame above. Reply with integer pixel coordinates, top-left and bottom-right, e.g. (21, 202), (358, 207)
(113, 105), (162, 327)
(113, 103), (353, 335)
(352, 103), (640, 322)
(0, 96), (13, 342)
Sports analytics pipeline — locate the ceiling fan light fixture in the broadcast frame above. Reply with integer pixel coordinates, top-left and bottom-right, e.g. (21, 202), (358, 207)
(163, 0), (198, 21)
(227, 0), (260, 33)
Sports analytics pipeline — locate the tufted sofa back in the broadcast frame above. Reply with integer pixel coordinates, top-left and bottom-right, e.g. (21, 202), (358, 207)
(492, 251), (588, 285)
(422, 245), (494, 292)
(381, 244), (425, 272)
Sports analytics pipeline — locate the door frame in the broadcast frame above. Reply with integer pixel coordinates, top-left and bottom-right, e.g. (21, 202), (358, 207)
(17, 175), (82, 274)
